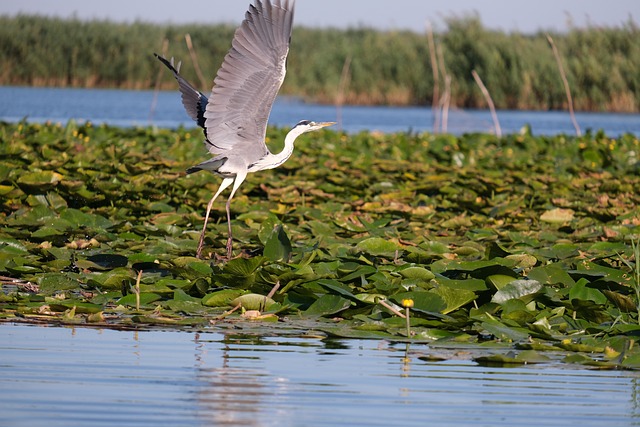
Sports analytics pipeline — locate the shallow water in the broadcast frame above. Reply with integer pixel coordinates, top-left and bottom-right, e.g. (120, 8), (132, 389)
(1, 323), (639, 426)
(1, 86), (639, 136)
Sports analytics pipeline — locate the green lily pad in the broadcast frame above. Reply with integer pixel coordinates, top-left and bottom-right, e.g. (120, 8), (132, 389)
(392, 291), (447, 314)
(86, 254), (129, 269)
(355, 237), (400, 257)
(475, 350), (552, 366)
(231, 293), (277, 311)
(431, 285), (477, 314)
(17, 171), (63, 188)
(397, 266), (435, 281)
(117, 292), (162, 307)
(263, 223), (292, 262)
(38, 273), (80, 294)
(304, 294), (352, 317)
(202, 289), (246, 307)
(569, 279), (608, 305)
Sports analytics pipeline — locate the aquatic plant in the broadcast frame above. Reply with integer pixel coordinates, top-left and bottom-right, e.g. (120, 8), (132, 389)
(1, 121), (640, 368)
(0, 15), (638, 112)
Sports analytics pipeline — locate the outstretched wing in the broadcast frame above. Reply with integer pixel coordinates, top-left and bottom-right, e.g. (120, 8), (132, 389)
(154, 53), (208, 130)
(203, 0), (295, 160)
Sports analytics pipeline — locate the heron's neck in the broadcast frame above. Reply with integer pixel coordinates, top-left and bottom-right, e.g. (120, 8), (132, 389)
(252, 127), (303, 171)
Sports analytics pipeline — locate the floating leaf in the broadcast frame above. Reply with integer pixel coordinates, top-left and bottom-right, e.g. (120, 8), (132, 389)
(602, 290), (636, 312)
(88, 268), (135, 291)
(528, 264), (576, 286)
(492, 280), (543, 304)
(505, 253), (538, 269)
(397, 266), (435, 281)
(478, 317), (531, 342)
(214, 257), (265, 288)
(85, 254), (128, 269)
(0, 238), (29, 255)
(540, 208), (574, 223)
(304, 294), (351, 317)
(231, 293), (277, 311)
(392, 291), (447, 314)
(38, 273), (79, 294)
(355, 237), (400, 257)
(31, 226), (65, 239)
(431, 285), (477, 314)
(316, 279), (358, 300)
(17, 170), (63, 188)
(569, 279), (608, 305)
(117, 292), (162, 307)
(475, 350), (552, 366)
(48, 300), (103, 314)
(486, 274), (517, 290)
(263, 223), (292, 262)
(202, 289), (246, 307)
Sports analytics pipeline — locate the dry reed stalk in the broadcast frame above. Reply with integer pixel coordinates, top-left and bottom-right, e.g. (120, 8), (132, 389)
(441, 75), (451, 133)
(436, 43), (451, 133)
(379, 300), (406, 318)
(547, 34), (581, 136)
(336, 54), (352, 130)
(149, 38), (169, 122)
(135, 269), (142, 311)
(426, 21), (440, 133)
(185, 33), (209, 91)
(471, 69), (502, 137)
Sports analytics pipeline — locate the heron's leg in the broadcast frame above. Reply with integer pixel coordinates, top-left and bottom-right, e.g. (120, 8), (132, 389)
(196, 177), (234, 259)
(223, 171), (247, 260)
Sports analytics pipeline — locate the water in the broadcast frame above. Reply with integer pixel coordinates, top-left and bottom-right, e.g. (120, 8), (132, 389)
(2, 87), (640, 425)
(1, 86), (639, 136)
(1, 323), (639, 427)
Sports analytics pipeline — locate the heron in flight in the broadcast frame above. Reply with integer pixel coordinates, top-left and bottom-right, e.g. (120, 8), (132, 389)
(156, 0), (334, 259)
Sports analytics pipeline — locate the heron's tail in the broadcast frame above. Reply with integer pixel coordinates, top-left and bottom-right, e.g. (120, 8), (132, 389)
(186, 157), (227, 175)
(186, 166), (202, 174)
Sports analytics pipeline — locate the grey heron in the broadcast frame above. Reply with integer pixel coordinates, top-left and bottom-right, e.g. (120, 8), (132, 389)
(155, 0), (334, 259)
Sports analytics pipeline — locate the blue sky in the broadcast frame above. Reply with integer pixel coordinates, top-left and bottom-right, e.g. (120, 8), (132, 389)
(1, 0), (637, 33)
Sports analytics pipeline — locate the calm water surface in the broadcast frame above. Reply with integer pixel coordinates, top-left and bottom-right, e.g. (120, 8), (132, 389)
(1, 323), (639, 427)
(2, 86), (640, 425)
(1, 86), (639, 136)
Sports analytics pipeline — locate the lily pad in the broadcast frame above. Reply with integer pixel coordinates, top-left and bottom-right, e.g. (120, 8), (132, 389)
(17, 171), (63, 188)
(263, 223), (292, 262)
(231, 293), (277, 311)
(492, 280), (543, 304)
(540, 208), (575, 223)
(355, 237), (400, 257)
(304, 294), (352, 317)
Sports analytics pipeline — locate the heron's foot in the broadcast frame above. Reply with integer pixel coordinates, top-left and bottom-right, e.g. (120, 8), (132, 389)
(225, 237), (233, 260)
(196, 234), (206, 259)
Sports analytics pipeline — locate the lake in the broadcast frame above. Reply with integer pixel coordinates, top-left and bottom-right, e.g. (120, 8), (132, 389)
(2, 86), (640, 426)
(2, 322), (639, 427)
(1, 86), (639, 136)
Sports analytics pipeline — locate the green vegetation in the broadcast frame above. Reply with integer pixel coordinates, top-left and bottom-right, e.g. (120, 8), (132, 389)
(0, 15), (638, 111)
(2, 121), (640, 368)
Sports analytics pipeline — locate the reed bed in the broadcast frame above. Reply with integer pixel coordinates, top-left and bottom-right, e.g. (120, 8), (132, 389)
(0, 14), (638, 112)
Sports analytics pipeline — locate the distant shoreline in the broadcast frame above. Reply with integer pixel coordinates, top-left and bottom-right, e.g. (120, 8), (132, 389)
(1, 15), (638, 113)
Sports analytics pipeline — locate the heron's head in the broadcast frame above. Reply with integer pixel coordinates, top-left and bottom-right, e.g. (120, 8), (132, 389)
(293, 120), (336, 133)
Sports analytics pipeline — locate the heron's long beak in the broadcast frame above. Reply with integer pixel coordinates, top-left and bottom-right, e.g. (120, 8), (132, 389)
(316, 121), (336, 128)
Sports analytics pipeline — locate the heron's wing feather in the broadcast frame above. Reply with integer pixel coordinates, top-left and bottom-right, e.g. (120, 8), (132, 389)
(155, 53), (208, 129)
(204, 0), (294, 158)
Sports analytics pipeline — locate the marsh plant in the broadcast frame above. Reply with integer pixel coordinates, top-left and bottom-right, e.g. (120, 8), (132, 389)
(1, 121), (640, 368)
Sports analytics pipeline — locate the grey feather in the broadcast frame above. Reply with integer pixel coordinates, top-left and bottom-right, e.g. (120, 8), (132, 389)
(154, 53), (208, 130)
(203, 0), (295, 163)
